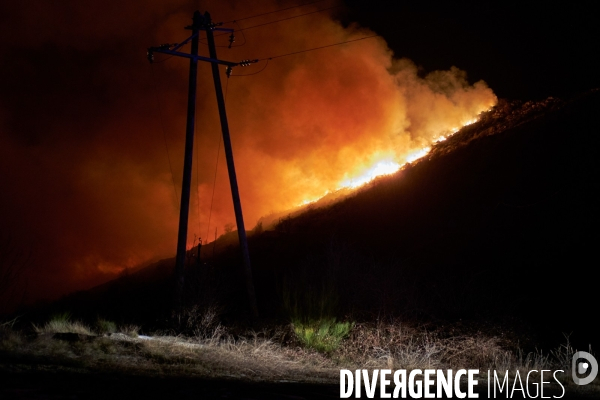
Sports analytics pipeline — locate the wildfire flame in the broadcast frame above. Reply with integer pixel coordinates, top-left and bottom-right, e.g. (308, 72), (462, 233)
(297, 111), (491, 207)
(340, 160), (401, 189)
(404, 147), (431, 164)
(339, 113), (489, 188)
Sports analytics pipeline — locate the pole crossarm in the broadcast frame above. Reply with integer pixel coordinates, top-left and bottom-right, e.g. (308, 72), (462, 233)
(147, 47), (240, 66)
(147, 15), (256, 68)
(172, 32), (199, 52)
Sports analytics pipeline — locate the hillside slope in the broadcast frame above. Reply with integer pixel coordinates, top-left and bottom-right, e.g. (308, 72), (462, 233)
(50, 90), (599, 349)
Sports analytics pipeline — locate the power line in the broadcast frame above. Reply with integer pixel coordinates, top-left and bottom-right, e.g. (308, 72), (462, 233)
(205, 77), (229, 242)
(199, 21), (247, 48)
(149, 64), (179, 208)
(223, 0), (330, 23)
(215, 5), (341, 38)
(257, 34), (379, 61)
(226, 34), (379, 77)
(194, 88), (201, 237)
(154, 5), (345, 55)
(233, 5), (340, 32)
(234, 20), (248, 45)
(233, 20), (247, 47)
(153, 54), (176, 63)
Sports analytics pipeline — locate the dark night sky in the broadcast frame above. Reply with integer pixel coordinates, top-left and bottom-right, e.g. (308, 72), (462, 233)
(342, 1), (600, 100)
(1, 0), (598, 308)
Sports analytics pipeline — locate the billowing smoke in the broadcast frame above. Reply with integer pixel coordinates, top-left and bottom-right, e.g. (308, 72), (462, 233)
(0, 0), (496, 304)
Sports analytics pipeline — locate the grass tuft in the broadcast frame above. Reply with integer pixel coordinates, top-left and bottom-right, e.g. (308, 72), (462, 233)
(96, 318), (117, 334)
(120, 324), (140, 338)
(34, 313), (93, 335)
(293, 318), (352, 353)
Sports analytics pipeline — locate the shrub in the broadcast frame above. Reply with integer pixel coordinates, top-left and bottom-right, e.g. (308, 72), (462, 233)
(293, 318), (353, 353)
(170, 304), (225, 339)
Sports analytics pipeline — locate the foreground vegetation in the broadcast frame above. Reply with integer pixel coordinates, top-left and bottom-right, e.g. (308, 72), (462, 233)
(1, 313), (597, 397)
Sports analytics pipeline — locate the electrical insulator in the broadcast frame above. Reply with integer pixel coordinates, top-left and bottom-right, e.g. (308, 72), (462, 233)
(236, 59), (258, 67)
(147, 50), (154, 63)
(228, 33), (235, 49)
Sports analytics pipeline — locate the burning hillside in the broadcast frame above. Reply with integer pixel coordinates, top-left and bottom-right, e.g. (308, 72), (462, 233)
(44, 90), (600, 355)
(0, 1), (497, 305)
(255, 95), (564, 230)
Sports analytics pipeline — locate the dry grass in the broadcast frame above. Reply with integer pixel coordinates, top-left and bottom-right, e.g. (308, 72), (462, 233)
(337, 321), (441, 369)
(33, 313), (94, 336)
(0, 318), (597, 394)
(119, 324), (140, 338)
(0, 322), (336, 383)
(335, 320), (563, 372)
(333, 321), (598, 394)
(34, 319), (94, 335)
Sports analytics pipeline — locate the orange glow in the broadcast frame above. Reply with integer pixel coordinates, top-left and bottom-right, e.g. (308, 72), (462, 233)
(340, 160), (401, 189)
(0, 0), (499, 302)
(404, 147), (431, 163)
(297, 109), (491, 207)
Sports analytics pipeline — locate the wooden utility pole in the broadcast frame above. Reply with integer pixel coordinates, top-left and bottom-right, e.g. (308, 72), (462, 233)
(148, 11), (259, 317)
(204, 12), (258, 318)
(173, 11), (200, 307)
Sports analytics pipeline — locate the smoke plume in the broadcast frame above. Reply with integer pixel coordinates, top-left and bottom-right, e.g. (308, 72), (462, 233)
(0, 0), (496, 304)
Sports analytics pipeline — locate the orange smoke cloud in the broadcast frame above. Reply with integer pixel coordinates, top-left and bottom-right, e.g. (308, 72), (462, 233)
(0, 0), (496, 304)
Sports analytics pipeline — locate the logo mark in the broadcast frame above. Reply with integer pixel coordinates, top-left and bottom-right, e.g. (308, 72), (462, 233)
(572, 351), (598, 385)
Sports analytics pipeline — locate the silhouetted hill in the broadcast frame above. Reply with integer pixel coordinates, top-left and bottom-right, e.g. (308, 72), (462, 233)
(44, 89), (600, 350)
